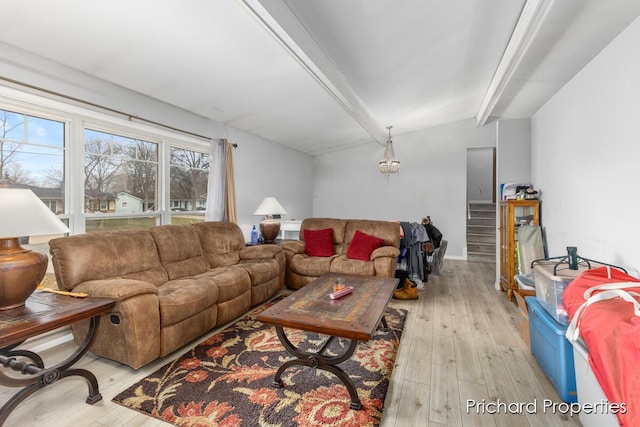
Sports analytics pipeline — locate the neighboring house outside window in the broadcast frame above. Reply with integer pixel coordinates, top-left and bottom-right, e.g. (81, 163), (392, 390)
(84, 129), (159, 232)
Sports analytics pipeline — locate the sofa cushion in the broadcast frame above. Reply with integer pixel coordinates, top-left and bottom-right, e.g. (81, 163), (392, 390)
(157, 277), (219, 327)
(150, 225), (211, 279)
(196, 267), (251, 303)
(193, 222), (244, 267)
(239, 244), (281, 259)
(330, 255), (376, 276)
(49, 230), (168, 290)
(300, 218), (348, 253)
(235, 259), (280, 285)
(343, 220), (400, 251)
(304, 228), (334, 256)
(346, 230), (384, 260)
(289, 253), (336, 277)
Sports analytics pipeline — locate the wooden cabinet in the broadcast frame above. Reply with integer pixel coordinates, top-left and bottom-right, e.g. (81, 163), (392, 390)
(499, 200), (540, 300)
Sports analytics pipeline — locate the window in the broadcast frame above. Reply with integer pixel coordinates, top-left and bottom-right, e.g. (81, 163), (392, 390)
(0, 108), (67, 244)
(169, 146), (209, 224)
(1, 89), (213, 236)
(0, 109), (66, 210)
(84, 129), (159, 232)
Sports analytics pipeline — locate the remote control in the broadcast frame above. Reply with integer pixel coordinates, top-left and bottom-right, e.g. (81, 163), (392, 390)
(330, 286), (353, 299)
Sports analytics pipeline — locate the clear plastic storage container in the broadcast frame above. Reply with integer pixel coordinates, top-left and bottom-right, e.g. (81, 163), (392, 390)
(532, 261), (588, 325)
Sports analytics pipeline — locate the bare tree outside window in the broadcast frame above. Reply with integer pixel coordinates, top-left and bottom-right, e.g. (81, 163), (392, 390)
(170, 147), (209, 213)
(84, 129), (158, 216)
(124, 140), (157, 211)
(84, 136), (124, 212)
(0, 110), (25, 182)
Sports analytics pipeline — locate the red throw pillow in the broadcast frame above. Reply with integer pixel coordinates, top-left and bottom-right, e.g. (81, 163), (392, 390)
(304, 228), (334, 257)
(347, 230), (384, 261)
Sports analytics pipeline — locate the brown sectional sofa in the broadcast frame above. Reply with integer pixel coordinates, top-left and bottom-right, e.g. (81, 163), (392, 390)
(280, 218), (401, 289)
(49, 222), (284, 369)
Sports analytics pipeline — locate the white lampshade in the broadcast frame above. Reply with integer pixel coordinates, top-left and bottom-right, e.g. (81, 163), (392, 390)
(253, 197), (287, 217)
(0, 189), (69, 238)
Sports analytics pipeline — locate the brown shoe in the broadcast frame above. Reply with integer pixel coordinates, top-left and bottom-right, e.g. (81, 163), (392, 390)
(393, 279), (418, 299)
(393, 287), (418, 299)
(405, 278), (419, 295)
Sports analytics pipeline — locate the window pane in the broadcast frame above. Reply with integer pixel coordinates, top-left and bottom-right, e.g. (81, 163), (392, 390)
(171, 213), (205, 225)
(85, 216), (157, 233)
(170, 147), (209, 212)
(84, 129), (158, 214)
(27, 116), (64, 147)
(0, 109), (65, 214)
(1, 110), (25, 142)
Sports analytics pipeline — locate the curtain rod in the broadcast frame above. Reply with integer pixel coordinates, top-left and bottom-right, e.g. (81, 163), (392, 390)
(1, 76), (218, 142)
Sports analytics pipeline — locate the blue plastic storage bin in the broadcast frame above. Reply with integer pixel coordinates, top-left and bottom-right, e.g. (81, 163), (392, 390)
(526, 296), (577, 403)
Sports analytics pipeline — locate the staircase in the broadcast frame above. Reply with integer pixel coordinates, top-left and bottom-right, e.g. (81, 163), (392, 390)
(466, 202), (496, 263)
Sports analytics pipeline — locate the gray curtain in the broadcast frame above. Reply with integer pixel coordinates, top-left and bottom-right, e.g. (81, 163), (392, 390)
(205, 139), (227, 221)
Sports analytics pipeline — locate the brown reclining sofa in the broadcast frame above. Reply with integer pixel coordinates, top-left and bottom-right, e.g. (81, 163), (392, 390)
(49, 222), (284, 369)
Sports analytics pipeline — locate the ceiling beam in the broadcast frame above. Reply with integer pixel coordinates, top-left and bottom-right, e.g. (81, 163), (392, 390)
(241, 0), (387, 145)
(475, 0), (555, 126)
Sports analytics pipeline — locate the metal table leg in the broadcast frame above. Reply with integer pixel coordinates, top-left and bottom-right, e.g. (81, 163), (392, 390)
(0, 316), (102, 425)
(271, 326), (362, 410)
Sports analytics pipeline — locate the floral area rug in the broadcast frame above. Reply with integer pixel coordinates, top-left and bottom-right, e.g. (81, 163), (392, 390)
(112, 297), (407, 427)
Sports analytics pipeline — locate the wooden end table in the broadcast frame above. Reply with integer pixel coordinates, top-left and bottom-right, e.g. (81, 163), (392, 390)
(256, 272), (398, 410)
(0, 291), (114, 425)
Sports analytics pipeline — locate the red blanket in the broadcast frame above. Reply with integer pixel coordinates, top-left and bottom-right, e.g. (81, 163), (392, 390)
(562, 266), (640, 426)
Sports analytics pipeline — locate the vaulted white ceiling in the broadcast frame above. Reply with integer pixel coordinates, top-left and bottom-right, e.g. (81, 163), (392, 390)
(1, 0), (639, 155)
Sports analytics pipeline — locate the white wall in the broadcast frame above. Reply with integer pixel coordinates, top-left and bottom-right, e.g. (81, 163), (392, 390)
(497, 118), (531, 189)
(228, 127), (313, 239)
(467, 148), (494, 203)
(313, 118), (496, 259)
(531, 16), (640, 276)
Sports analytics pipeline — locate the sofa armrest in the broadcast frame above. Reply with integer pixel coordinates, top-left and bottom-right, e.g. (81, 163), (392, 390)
(280, 240), (305, 254)
(370, 246), (400, 260)
(71, 278), (161, 370)
(239, 244), (282, 260)
(73, 279), (159, 302)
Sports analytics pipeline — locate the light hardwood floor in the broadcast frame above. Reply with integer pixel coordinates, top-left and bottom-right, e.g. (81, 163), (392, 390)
(0, 260), (582, 426)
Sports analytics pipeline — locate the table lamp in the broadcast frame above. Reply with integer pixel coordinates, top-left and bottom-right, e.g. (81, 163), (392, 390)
(0, 189), (69, 310)
(253, 197), (287, 243)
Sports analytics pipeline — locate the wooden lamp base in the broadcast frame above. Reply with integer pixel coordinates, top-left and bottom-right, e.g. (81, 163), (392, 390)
(0, 237), (47, 310)
(259, 220), (281, 243)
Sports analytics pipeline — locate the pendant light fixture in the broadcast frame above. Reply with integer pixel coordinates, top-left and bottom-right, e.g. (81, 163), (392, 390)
(378, 126), (400, 178)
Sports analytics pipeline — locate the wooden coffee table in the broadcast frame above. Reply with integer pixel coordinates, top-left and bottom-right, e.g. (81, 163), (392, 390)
(0, 291), (114, 425)
(256, 272), (398, 410)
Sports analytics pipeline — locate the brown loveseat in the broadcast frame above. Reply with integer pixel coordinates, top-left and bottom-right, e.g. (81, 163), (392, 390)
(280, 218), (401, 289)
(49, 222), (284, 369)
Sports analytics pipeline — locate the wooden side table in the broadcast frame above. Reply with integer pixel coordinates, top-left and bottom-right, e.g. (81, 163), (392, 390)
(0, 291), (114, 425)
